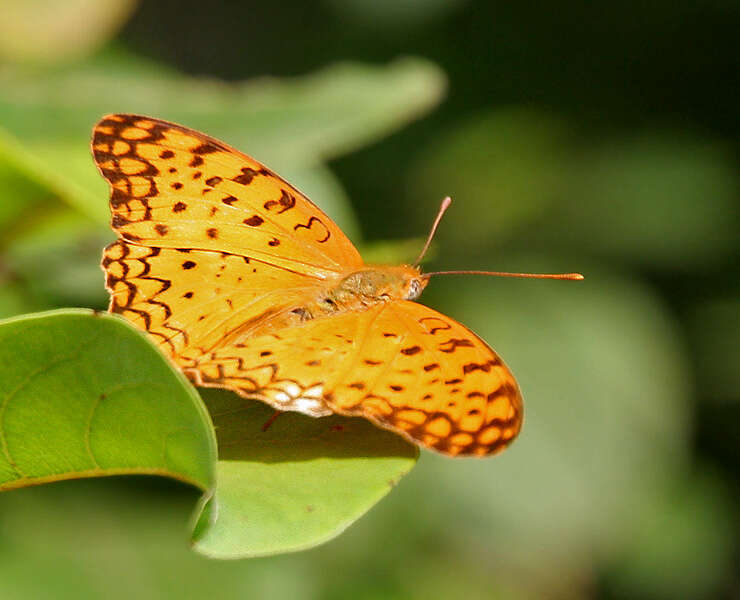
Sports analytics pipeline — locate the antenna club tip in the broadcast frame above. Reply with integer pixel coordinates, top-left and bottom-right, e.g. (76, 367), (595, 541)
(441, 196), (452, 207)
(570, 273), (585, 280)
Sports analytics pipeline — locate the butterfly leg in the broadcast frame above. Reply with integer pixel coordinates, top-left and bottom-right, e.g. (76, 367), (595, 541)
(261, 410), (284, 432)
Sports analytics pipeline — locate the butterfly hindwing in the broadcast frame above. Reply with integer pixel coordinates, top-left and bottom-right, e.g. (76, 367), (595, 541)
(102, 240), (318, 363)
(192, 302), (522, 456)
(329, 301), (522, 456)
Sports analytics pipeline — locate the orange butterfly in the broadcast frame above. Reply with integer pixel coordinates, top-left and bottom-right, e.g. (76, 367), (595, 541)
(93, 114), (581, 457)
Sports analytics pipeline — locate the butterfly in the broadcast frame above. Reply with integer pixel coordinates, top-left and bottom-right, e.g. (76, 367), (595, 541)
(93, 114), (581, 457)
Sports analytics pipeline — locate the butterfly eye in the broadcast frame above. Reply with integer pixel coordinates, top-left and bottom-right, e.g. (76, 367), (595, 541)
(406, 279), (422, 300)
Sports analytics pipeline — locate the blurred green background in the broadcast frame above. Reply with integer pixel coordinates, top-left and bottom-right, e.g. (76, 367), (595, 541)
(0, 1), (738, 598)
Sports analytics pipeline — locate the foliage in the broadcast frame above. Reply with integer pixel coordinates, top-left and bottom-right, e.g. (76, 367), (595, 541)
(0, 0), (737, 598)
(0, 51), (435, 558)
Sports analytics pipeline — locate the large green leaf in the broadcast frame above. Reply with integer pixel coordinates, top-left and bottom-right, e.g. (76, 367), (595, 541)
(192, 389), (417, 559)
(0, 310), (216, 491)
(0, 310), (418, 558)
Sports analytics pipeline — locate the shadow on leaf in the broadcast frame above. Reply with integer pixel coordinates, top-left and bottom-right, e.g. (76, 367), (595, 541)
(201, 388), (417, 463)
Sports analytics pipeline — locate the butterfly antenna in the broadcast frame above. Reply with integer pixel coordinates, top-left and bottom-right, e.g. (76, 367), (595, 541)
(413, 196), (452, 267)
(422, 270), (584, 280)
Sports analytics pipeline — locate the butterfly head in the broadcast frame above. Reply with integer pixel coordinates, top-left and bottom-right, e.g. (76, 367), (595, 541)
(404, 270), (427, 301)
(397, 265), (428, 301)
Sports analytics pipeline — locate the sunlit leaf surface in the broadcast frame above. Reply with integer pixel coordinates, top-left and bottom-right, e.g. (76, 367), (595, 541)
(0, 310), (215, 491)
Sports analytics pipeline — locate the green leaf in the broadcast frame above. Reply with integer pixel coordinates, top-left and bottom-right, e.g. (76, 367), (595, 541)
(0, 56), (445, 226)
(0, 309), (418, 557)
(0, 310), (216, 492)
(192, 388), (418, 559)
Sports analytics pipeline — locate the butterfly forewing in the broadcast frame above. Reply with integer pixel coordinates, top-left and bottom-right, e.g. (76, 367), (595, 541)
(95, 113), (360, 366)
(93, 114), (363, 277)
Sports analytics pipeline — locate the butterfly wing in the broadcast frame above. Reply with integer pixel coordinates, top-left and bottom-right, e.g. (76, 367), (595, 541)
(94, 114), (363, 361)
(331, 301), (523, 456)
(102, 240), (316, 363)
(194, 301), (523, 456)
(93, 114), (363, 277)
